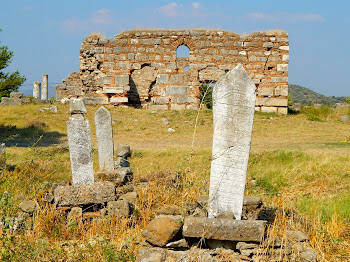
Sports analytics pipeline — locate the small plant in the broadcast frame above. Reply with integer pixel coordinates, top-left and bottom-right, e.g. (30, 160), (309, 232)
(199, 84), (213, 109)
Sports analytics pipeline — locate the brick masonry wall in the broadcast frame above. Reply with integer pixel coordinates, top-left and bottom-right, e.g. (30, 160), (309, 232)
(56, 29), (289, 113)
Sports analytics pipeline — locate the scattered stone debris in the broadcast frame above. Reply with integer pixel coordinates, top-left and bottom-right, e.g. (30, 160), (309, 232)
(161, 118), (169, 125)
(38, 105), (59, 113)
(139, 196), (317, 262)
(184, 121), (193, 125)
(1, 92), (50, 105)
(168, 128), (175, 132)
(340, 115), (349, 122)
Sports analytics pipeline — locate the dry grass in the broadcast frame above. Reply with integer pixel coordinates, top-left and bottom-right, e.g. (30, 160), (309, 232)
(0, 103), (349, 261)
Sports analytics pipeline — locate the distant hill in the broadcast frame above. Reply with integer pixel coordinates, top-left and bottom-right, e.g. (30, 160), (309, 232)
(289, 84), (347, 105)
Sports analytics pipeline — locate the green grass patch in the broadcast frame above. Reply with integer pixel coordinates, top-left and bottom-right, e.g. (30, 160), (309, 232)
(297, 193), (350, 223)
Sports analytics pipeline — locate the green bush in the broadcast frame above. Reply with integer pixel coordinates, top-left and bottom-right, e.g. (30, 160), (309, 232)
(300, 105), (333, 121)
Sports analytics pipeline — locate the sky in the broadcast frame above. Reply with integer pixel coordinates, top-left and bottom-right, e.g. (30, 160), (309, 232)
(0, 0), (349, 98)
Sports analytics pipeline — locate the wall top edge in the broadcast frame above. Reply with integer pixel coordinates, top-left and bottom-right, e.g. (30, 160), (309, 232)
(83, 29), (288, 42)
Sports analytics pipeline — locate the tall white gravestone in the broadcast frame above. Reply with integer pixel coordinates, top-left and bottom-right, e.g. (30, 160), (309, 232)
(66, 98), (94, 185)
(95, 106), (115, 172)
(208, 64), (256, 220)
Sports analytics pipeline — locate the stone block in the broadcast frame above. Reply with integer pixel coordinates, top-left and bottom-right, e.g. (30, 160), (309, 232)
(69, 98), (87, 114)
(280, 85), (288, 96)
(100, 77), (112, 85)
(156, 74), (169, 84)
(115, 75), (129, 86)
(83, 97), (109, 105)
(67, 207), (82, 223)
(257, 88), (274, 97)
(10, 92), (23, 99)
(166, 86), (188, 96)
(170, 104), (186, 110)
(19, 200), (39, 214)
(271, 77), (288, 82)
(263, 42), (274, 48)
(283, 55), (289, 61)
(261, 106), (278, 113)
(199, 67), (226, 82)
(110, 97), (128, 103)
(54, 182), (116, 206)
(102, 87), (124, 94)
(183, 217), (266, 242)
(279, 46), (289, 51)
(277, 64), (288, 71)
(256, 97), (288, 107)
(1, 98), (20, 105)
(142, 216), (183, 247)
(152, 97), (169, 104)
(119, 192), (138, 205)
(116, 144), (131, 158)
(278, 107), (288, 114)
(96, 167), (133, 185)
(114, 46), (122, 53)
(107, 199), (132, 218)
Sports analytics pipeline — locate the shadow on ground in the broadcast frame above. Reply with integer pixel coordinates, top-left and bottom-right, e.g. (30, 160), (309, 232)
(0, 123), (65, 147)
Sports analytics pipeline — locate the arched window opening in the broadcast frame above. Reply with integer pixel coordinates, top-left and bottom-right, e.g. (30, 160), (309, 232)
(176, 44), (190, 58)
(184, 66), (190, 70)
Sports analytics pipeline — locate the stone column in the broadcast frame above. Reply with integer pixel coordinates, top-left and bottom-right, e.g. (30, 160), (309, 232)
(41, 74), (48, 100)
(208, 64), (256, 220)
(33, 82), (41, 99)
(95, 106), (115, 172)
(66, 98), (94, 185)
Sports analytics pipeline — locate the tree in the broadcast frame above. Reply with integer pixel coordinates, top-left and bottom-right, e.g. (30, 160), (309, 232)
(0, 29), (25, 98)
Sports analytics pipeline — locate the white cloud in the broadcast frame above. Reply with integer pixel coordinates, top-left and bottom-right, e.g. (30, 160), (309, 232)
(156, 2), (207, 19)
(92, 8), (114, 24)
(60, 8), (114, 33)
(157, 3), (179, 18)
(246, 12), (326, 23)
(192, 2), (200, 9)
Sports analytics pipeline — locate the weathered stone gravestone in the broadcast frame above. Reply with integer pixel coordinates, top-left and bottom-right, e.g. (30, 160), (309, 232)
(208, 64), (256, 220)
(95, 106), (115, 172)
(0, 143), (6, 168)
(66, 98), (94, 185)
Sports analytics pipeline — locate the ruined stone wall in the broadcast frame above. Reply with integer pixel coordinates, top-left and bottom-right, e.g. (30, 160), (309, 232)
(56, 29), (289, 113)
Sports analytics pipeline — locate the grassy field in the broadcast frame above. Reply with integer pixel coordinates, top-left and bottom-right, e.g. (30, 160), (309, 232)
(0, 103), (349, 261)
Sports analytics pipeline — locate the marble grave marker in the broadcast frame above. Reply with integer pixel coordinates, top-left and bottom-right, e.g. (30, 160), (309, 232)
(66, 98), (94, 185)
(95, 106), (115, 172)
(208, 64), (256, 220)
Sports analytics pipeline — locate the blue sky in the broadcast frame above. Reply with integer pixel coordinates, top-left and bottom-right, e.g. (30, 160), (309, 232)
(0, 0), (349, 97)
